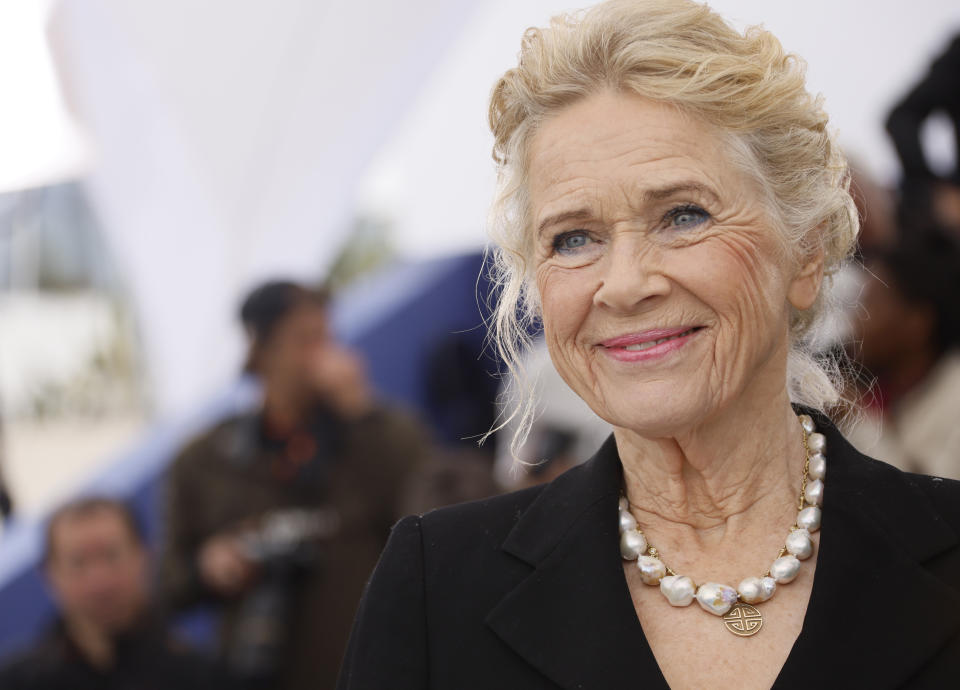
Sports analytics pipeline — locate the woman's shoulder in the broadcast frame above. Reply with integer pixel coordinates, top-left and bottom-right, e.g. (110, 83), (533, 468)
(412, 483), (548, 553)
(839, 432), (960, 516)
(367, 484), (551, 611)
(835, 431), (960, 569)
(899, 469), (960, 530)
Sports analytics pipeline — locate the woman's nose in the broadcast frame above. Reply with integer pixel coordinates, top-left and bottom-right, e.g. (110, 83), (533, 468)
(592, 240), (670, 313)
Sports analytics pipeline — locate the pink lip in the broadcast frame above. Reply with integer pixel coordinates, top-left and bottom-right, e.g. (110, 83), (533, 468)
(599, 326), (703, 362)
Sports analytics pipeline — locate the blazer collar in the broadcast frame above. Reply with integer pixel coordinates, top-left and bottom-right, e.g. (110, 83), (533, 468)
(499, 434), (623, 567)
(486, 414), (960, 690)
(488, 434), (664, 688)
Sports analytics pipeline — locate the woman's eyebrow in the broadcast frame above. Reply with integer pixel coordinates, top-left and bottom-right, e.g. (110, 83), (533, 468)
(643, 182), (719, 203)
(536, 182), (718, 236)
(536, 208), (595, 237)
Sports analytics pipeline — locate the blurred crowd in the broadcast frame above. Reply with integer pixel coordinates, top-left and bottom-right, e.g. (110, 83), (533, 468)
(844, 33), (960, 477)
(0, 29), (958, 690)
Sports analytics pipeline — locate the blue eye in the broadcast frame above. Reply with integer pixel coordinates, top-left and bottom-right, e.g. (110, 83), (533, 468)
(552, 230), (592, 254)
(666, 205), (709, 229)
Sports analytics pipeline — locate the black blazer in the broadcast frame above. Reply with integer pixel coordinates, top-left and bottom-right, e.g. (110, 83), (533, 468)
(337, 415), (960, 689)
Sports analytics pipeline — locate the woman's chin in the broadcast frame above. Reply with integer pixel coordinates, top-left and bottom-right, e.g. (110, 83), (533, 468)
(601, 398), (708, 440)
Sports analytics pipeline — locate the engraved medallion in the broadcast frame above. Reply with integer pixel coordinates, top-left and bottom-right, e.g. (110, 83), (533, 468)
(722, 602), (763, 636)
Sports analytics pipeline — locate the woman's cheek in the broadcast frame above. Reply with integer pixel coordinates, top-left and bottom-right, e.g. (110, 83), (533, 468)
(538, 265), (595, 365)
(538, 264), (592, 326)
(535, 262), (566, 317)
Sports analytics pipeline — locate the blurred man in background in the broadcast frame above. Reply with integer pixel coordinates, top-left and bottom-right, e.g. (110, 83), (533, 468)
(848, 34), (960, 479)
(886, 33), (960, 187)
(161, 281), (429, 690)
(399, 332), (501, 515)
(847, 234), (960, 479)
(0, 497), (226, 689)
(886, 32), (960, 245)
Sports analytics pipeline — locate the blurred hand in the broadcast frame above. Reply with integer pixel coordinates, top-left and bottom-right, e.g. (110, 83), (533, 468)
(309, 344), (375, 419)
(933, 182), (960, 231)
(198, 534), (256, 596)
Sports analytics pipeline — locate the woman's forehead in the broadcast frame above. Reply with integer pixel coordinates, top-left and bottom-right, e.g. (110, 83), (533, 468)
(530, 94), (724, 174)
(526, 93), (733, 220)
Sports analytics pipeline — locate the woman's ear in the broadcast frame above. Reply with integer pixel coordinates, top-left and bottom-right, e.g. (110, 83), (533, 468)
(787, 247), (825, 311)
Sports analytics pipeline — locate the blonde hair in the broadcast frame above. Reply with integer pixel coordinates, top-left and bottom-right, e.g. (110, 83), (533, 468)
(486, 0), (859, 453)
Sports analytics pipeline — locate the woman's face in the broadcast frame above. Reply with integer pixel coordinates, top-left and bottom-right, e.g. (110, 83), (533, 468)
(528, 90), (821, 436)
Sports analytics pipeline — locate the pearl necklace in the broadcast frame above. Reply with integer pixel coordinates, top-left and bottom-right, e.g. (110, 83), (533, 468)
(618, 413), (825, 637)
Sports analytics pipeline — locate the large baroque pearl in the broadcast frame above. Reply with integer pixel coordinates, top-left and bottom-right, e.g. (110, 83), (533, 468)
(799, 414), (815, 434)
(770, 555), (801, 583)
(619, 510), (638, 532)
(807, 432), (826, 453)
(738, 576), (777, 604)
(785, 528), (813, 560)
(696, 582), (738, 616)
(760, 576), (777, 601)
(737, 577), (763, 604)
(804, 479), (825, 506)
(637, 555), (667, 585)
(620, 529), (648, 560)
(797, 506), (822, 532)
(660, 575), (696, 607)
(808, 453), (826, 480)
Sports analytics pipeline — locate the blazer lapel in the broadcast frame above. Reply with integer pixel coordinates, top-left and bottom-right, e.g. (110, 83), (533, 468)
(777, 416), (960, 688)
(485, 437), (669, 690)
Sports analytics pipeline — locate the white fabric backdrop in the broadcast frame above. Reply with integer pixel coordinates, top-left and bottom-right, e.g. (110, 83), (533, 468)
(47, 0), (479, 416)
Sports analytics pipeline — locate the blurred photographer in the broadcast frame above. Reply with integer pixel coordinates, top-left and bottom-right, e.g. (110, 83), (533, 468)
(161, 281), (429, 690)
(886, 33), (960, 245)
(886, 33), (960, 188)
(0, 497), (227, 689)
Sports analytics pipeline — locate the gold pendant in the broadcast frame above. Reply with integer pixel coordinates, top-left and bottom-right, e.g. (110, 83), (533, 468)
(722, 602), (763, 636)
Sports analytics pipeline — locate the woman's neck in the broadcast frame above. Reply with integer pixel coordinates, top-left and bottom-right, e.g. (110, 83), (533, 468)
(617, 396), (806, 547)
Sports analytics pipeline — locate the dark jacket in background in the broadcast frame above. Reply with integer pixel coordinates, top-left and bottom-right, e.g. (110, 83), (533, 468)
(338, 412), (960, 689)
(0, 618), (228, 690)
(162, 403), (429, 690)
(886, 34), (960, 184)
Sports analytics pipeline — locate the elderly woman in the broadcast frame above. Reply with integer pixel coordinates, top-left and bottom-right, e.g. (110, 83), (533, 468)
(337, 1), (960, 688)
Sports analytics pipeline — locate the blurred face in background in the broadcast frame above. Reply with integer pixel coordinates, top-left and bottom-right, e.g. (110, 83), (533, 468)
(254, 302), (372, 416)
(46, 508), (148, 633)
(256, 303), (331, 398)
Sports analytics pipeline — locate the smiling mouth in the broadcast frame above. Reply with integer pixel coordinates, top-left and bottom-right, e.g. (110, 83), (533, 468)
(621, 327), (702, 351)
